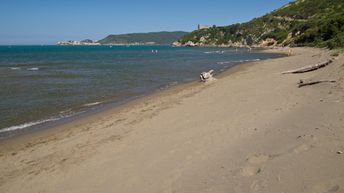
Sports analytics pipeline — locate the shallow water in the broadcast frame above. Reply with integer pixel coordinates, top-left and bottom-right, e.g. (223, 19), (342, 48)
(0, 45), (283, 138)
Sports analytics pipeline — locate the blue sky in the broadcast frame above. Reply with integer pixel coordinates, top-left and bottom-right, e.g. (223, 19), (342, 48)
(0, 0), (291, 44)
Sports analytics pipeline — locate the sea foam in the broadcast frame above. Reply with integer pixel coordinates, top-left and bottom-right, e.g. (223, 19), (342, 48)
(204, 50), (225, 54)
(217, 58), (261, 65)
(83, 101), (103, 107)
(0, 117), (61, 133)
(27, 67), (39, 71)
(0, 112), (78, 134)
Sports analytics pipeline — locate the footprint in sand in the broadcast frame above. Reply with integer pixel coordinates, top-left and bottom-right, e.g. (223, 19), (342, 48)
(311, 183), (340, 193)
(240, 154), (273, 177)
(240, 143), (314, 177)
(291, 144), (312, 154)
(247, 154), (272, 164)
(324, 185), (340, 193)
(240, 165), (262, 177)
(297, 134), (318, 141)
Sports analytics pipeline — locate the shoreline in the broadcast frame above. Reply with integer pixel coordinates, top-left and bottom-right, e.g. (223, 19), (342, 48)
(1, 47), (343, 193)
(0, 48), (286, 141)
(0, 76), (203, 148)
(0, 48), (283, 149)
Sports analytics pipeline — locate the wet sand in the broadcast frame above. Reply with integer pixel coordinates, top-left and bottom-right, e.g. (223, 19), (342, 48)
(1, 47), (344, 193)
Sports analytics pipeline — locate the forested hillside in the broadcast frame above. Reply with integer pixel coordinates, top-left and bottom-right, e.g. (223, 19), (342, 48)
(178, 0), (344, 48)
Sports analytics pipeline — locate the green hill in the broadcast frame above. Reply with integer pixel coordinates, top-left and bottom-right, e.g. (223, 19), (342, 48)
(98, 31), (189, 45)
(178, 0), (344, 49)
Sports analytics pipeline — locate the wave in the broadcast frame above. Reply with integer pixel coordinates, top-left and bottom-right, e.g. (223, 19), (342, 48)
(217, 61), (232, 65)
(0, 117), (61, 134)
(59, 109), (72, 114)
(10, 67), (21, 70)
(217, 58), (261, 65)
(0, 111), (79, 134)
(0, 101), (106, 135)
(27, 67), (39, 71)
(204, 50), (225, 54)
(83, 101), (103, 107)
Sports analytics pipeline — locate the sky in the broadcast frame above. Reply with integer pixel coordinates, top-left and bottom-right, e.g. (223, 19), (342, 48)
(0, 0), (292, 45)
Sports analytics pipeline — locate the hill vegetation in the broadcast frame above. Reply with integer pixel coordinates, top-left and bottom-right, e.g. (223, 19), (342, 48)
(178, 0), (344, 49)
(98, 31), (188, 45)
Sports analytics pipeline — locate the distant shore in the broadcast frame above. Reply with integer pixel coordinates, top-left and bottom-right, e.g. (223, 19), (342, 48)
(1, 47), (344, 193)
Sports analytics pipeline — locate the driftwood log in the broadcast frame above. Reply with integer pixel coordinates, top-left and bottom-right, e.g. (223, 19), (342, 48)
(200, 69), (215, 82)
(282, 60), (332, 74)
(298, 79), (336, 88)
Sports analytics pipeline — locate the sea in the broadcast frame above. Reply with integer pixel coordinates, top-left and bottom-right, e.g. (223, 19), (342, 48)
(0, 45), (284, 138)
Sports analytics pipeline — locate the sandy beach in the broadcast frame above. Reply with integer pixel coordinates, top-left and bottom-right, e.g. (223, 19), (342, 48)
(1, 47), (344, 193)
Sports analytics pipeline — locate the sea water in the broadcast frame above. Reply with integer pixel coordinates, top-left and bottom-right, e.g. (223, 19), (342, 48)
(0, 45), (283, 138)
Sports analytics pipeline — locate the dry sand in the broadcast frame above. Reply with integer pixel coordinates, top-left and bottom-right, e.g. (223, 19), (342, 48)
(1, 47), (344, 193)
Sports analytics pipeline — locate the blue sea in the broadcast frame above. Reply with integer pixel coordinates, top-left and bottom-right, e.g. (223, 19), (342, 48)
(0, 45), (284, 138)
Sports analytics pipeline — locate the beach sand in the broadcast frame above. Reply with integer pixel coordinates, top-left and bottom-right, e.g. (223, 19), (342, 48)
(1, 47), (344, 193)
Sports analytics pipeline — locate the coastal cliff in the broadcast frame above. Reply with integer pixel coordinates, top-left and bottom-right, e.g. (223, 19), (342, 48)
(176, 0), (344, 49)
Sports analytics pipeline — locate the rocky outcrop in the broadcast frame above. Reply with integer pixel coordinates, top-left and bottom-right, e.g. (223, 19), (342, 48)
(172, 41), (182, 47)
(171, 41), (197, 47)
(57, 40), (100, 45)
(176, 36), (284, 48)
(184, 41), (196, 47)
(260, 38), (278, 47)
